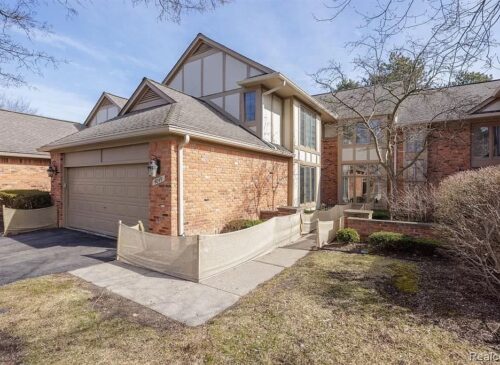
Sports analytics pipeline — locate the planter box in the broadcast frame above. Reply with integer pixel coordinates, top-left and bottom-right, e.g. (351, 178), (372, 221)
(301, 211), (318, 234)
(2, 205), (57, 236)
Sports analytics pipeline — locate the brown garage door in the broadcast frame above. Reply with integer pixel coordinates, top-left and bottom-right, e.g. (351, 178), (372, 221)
(67, 164), (149, 236)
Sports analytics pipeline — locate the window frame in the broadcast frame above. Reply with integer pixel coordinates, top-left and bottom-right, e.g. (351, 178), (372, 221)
(299, 106), (318, 150)
(471, 122), (500, 167)
(243, 91), (256, 122)
(299, 165), (317, 204)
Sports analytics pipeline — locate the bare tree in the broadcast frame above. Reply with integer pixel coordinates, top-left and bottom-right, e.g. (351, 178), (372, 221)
(267, 161), (288, 211)
(0, 94), (37, 113)
(313, 0), (498, 211)
(132, 0), (230, 22)
(0, 0), (229, 87)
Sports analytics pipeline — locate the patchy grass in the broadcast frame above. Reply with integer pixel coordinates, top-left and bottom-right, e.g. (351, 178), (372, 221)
(0, 252), (498, 364)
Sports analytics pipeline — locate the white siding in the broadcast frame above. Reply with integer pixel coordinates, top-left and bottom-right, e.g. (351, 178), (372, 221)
(170, 70), (183, 91)
(262, 93), (272, 142)
(211, 96), (223, 108)
(249, 67), (263, 77)
(202, 52), (223, 96)
(184, 59), (202, 97)
(224, 93), (240, 119)
(225, 55), (247, 91)
(271, 95), (282, 144)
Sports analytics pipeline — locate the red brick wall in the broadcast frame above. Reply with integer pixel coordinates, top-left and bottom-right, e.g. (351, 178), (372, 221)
(345, 217), (435, 240)
(182, 140), (290, 235)
(426, 123), (471, 184)
(321, 134), (338, 206)
(0, 157), (50, 191)
(50, 153), (64, 227)
(149, 139), (178, 236)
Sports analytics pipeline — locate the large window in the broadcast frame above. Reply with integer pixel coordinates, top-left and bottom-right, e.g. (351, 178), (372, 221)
(472, 123), (500, 167)
(341, 164), (385, 205)
(299, 107), (317, 149)
(404, 131), (427, 183)
(244, 91), (256, 122)
(300, 166), (316, 204)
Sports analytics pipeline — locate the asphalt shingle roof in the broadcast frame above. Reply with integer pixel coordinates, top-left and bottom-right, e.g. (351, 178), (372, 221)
(315, 80), (500, 123)
(0, 109), (81, 158)
(105, 93), (128, 109)
(44, 79), (291, 156)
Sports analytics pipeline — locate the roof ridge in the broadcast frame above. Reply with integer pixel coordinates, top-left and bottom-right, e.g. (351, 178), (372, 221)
(104, 92), (128, 100)
(0, 108), (79, 124)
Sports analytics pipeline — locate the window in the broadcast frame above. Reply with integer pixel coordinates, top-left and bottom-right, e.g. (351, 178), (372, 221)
(472, 126), (489, 158)
(471, 124), (500, 167)
(244, 91), (256, 122)
(299, 107), (317, 149)
(355, 123), (370, 144)
(406, 131), (425, 153)
(341, 164), (385, 205)
(300, 166), (316, 204)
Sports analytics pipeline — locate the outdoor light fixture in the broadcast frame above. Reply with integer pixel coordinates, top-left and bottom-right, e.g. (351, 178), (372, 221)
(148, 157), (160, 177)
(47, 164), (58, 178)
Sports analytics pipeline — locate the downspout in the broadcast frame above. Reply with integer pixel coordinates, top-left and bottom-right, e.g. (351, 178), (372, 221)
(178, 134), (190, 236)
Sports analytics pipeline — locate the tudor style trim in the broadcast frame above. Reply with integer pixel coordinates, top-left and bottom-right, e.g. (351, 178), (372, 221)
(162, 33), (275, 85)
(83, 92), (128, 126)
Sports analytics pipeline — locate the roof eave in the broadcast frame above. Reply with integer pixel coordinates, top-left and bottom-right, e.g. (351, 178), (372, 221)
(39, 125), (293, 158)
(238, 73), (338, 122)
(0, 151), (50, 159)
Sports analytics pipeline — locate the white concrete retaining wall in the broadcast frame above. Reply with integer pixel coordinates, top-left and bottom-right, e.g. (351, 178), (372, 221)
(2, 205), (57, 236)
(198, 213), (301, 280)
(117, 213), (302, 282)
(300, 211), (318, 234)
(316, 205), (349, 247)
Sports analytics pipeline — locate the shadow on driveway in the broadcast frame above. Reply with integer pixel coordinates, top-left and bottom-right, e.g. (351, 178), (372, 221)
(0, 228), (116, 286)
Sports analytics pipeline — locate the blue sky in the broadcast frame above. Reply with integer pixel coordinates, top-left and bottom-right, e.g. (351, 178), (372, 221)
(2, 0), (499, 122)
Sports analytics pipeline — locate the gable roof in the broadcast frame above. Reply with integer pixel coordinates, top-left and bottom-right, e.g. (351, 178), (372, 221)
(162, 33), (275, 85)
(118, 79), (175, 116)
(0, 109), (81, 158)
(41, 79), (291, 157)
(314, 79), (500, 124)
(83, 92), (128, 126)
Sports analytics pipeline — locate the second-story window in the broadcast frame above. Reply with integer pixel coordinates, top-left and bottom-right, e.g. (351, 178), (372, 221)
(299, 107), (317, 149)
(244, 91), (256, 122)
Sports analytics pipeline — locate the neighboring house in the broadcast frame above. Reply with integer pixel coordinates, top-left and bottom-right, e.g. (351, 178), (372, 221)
(40, 34), (335, 237)
(315, 81), (500, 206)
(0, 109), (81, 191)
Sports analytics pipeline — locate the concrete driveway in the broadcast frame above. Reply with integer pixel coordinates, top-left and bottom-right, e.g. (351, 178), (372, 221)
(0, 228), (116, 286)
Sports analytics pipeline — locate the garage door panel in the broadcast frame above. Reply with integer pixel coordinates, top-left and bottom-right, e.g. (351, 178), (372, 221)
(67, 164), (149, 236)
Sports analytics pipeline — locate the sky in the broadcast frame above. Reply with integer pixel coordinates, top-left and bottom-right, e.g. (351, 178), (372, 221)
(2, 0), (499, 122)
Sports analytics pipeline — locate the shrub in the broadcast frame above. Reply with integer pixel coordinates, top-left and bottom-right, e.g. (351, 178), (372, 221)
(372, 209), (390, 220)
(390, 184), (436, 222)
(0, 190), (52, 210)
(336, 228), (360, 243)
(303, 209), (316, 214)
(221, 219), (263, 233)
(435, 166), (500, 297)
(368, 231), (440, 256)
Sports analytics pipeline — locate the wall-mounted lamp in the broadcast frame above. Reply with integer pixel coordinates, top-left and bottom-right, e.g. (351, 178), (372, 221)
(148, 157), (160, 177)
(47, 164), (58, 178)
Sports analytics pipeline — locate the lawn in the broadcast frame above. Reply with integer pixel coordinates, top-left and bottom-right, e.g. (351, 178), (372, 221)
(0, 250), (498, 364)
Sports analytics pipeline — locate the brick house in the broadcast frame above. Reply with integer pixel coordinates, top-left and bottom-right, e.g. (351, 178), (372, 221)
(315, 81), (500, 206)
(0, 109), (80, 191)
(40, 34), (499, 238)
(41, 34), (335, 237)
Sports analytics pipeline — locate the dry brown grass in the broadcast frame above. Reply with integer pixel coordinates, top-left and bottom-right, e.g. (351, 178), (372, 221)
(0, 251), (497, 364)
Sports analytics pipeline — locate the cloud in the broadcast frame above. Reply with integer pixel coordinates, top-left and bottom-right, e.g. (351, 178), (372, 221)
(2, 84), (93, 122)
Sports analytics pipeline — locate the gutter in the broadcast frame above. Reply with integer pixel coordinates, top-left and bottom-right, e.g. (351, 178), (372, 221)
(177, 134), (190, 236)
(0, 151), (50, 159)
(39, 126), (292, 157)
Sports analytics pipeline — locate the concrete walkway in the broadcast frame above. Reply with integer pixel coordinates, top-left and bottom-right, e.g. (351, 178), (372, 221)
(71, 235), (314, 326)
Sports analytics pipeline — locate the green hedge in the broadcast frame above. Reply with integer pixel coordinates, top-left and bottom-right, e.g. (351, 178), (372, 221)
(0, 190), (52, 210)
(368, 231), (440, 256)
(336, 228), (360, 243)
(372, 210), (390, 220)
(221, 219), (263, 233)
